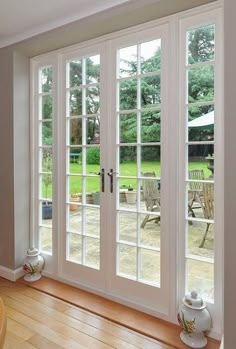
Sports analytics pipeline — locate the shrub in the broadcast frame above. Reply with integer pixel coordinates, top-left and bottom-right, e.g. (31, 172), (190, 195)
(86, 147), (100, 164)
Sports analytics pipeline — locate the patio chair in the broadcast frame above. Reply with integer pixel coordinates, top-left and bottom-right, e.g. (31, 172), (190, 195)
(188, 169), (204, 218)
(141, 172), (160, 228)
(199, 182), (214, 248)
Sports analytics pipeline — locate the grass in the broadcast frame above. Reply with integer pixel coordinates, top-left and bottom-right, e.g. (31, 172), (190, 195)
(42, 160), (212, 197)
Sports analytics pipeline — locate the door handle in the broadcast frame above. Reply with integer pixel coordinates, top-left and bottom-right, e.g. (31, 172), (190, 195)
(90, 169), (105, 192)
(107, 169), (119, 193)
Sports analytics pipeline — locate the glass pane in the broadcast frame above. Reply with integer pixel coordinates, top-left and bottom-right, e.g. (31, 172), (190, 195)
(120, 113), (137, 143)
(119, 178), (137, 207)
(86, 177), (100, 206)
(187, 221), (214, 258)
(86, 86), (100, 114)
(41, 149), (53, 172)
(39, 227), (52, 253)
(141, 39), (161, 73)
(186, 259), (214, 302)
(69, 90), (82, 116)
(70, 118), (82, 145)
(140, 213), (160, 247)
(84, 207), (100, 237)
(187, 25), (215, 65)
(141, 146), (161, 176)
(141, 110), (161, 143)
(86, 147), (100, 175)
(40, 67), (52, 93)
(140, 249), (160, 286)
(68, 208), (82, 232)
(69, 60), (82, 87)
(118, 212), (137, 243)
(68, 233), (82, 263)
(41, 95), (52, 120)
(69, 175), (82, 199)
(41, 174), (52, 200)
(188, 65), (214, 104)
(119, 80), (137, 110)
(141, 75), (161, 108)
(41, 121), (52, 146)
(119, 45), (137, 78)
(86, 55), (100, 84)
(141, 178), (160, 214)
(188, 105), (214, 142)
(118, 244), (136, 279)
(69, 150), (82, 174)
(84, 237), (100, 269)
(40, 200), (53, 222)
(87, 116), (100, 144)
(188, 145), (214, 178)
(119, 146), (137, 176)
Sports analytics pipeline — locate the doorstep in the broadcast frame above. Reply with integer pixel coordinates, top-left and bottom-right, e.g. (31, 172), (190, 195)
(17, 276), (220, 349)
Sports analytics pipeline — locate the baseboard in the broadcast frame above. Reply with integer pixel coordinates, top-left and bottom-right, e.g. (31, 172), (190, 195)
(0, 265), (24, 281)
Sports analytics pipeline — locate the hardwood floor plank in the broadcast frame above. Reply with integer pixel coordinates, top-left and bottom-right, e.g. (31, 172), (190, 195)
(3, 332), (37, 349)
(27, 333), (65, 349)
(6, 317), (35, 341)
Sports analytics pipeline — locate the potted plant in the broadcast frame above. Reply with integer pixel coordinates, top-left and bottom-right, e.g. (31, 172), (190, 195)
(125, 184), (136, 204)
(70, 191), (81, 211)
(42, 150), (53, 219)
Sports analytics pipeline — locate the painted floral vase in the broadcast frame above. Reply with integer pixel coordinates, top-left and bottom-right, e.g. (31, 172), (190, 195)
(22, 248), (44, 282)
(177, 291), (211, 348)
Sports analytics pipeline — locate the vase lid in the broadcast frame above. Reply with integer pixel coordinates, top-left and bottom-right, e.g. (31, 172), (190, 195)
(25, 247), (39, 257)
(183, 291), (206, 310)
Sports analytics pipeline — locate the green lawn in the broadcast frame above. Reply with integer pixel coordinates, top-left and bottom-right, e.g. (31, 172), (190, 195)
(42, 160), (212, 198)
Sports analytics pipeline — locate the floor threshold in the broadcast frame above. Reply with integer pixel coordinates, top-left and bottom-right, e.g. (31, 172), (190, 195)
(17, 276), (219, 349)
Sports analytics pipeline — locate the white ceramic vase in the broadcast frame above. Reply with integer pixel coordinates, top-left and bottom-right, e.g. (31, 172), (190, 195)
(177, 291), (211, 348)
(22, 248), (44, 282)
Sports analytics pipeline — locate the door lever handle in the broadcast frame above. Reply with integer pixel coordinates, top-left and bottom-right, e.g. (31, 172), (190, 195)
(107, 169), (118, 193)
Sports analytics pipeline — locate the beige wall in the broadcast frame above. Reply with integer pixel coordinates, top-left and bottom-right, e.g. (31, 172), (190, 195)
(224, 0), (235, 347)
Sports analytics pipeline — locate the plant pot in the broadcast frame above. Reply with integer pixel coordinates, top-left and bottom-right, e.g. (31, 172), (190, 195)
(125, 191), (136, 204)
(70, 194), (81, 211)
(42, 201), (52, 219)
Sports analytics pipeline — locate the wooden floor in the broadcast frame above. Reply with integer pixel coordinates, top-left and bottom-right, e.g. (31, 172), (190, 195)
(0, 277), (173, 349)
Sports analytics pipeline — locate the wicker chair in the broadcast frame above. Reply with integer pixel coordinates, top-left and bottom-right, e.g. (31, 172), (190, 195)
(141, 172), (160, 228)
(199, 182), (214, 248)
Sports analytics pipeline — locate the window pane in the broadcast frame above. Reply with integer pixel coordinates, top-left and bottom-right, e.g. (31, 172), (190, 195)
(141, 145), (161, 176)
(188, 145), (214, 178)
(69, 60), (82, 87)
(141, 110), (161, 143)
(120, 113), (137, 143)
(86, 116), (100, 145)
(86, 55), (100, 84)
(84, 207), (100, 237)
(86, 147), (100, 175)
(41, 121), (52, 146)
(69, 90), (82, 116)
(70, 118), (82, 145)
(40, 67), (52, 93)
(86, 86), (100, 114)
(188, 65), (214, 104)
(69, 175), (82, 199)
(118, 212), (137, 243)
(141, 39), (161, 73)
(69, 151), (82, 174)
(39, 226), (52, 254)
(40, 95), (52, 120)
(118, 244), (137, 279)
(120, 80), (137, 110)
(188, 105), (214, 142)
(86, 177), (100, 206)
(68, 208), (82, 232)
(187, 221), (214, 258)
(84, 236), (100, 269)
(119, 146), (137, 176)
(141, 75), (161, 108)
(187, 25), (215, 65)
(119, 45), (137, 78)
(68, 233), (82, 263)
(140, 249), (160, 286)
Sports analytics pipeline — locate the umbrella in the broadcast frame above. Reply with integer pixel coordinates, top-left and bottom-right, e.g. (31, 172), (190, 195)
(188, 111), (214, 128)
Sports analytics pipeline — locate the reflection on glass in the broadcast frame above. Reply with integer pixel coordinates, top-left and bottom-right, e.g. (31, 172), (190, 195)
(119, 80), (137, 110)
(141, 39), (161, 73)
(41, 121), (52, 146)
(140, 213), (160, 248)
(188, 105), (214, 142)
(70, 118), (82, 145)
(140, 249), (160, 286)
(118, 212), (137, 243)
(40, 67), (52, 93)
(40, 227), (52, 254)
(84, 207), (100, 237)
(188, 65), (214, 104)
(187, 25), (215, 65)
(86, 55), (100, 84)
(118, 244), (137, 278)
(187, 259), (214, 302)
(68, 233), (82, 263)
(141, 146), (160, 176)
(120, 113), (137, 143)
(119, 146), (137, 176)
(69, 90), (82, 116)
(41, 95), (52, 120)
(87, 117), (100, 144)
(84, 237), (100, 269)
(119, 45), (137, 78)
(188, 145), (213, 178)
(86, 86), (100, 114)
(141, 110), (161, 143)
(69, 60), (82, 87)
(187, 221), (214, 258)
(141, 75), (161, 108)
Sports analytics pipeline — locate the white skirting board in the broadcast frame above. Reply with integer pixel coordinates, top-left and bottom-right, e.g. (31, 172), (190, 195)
(0, 265), (24, 281)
